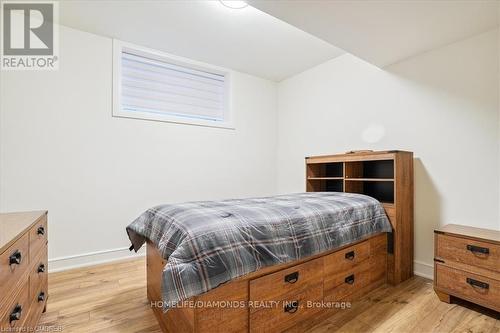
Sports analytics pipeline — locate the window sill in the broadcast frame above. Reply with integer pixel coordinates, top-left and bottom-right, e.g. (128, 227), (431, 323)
(112, 111), (235, 130)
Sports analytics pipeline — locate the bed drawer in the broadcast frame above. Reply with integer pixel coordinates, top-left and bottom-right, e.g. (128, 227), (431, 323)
(29, 216), (48, 263)
(0, 233), (29, 305)
(0, 278), (30, 330)
(435, 263), (500, 312)
(324, 259), (371, 301)
(436, 233), (499, 272)
(30, 249), (48, 300)
(249, 258), (323, 306)
(249, 284), (323, 333)
(324, 240), (370, 276)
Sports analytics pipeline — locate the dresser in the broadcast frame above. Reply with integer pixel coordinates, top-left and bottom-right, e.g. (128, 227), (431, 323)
(434, 224), (500, 312)
(0, 211), (48, 330)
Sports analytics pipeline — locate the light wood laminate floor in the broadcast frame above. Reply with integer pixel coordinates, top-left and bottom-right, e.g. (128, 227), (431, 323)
(39, 258), (499, 333)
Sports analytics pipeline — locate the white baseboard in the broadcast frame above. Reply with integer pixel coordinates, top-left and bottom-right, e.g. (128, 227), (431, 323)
(48, 246), (145, 273)
(414, 260), (433, 280)
(49, 248), (436, 281)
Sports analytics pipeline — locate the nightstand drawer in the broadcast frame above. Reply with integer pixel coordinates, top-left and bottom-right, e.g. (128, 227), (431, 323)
(435, 264), (500, 312)
(436, 233), (499, 272)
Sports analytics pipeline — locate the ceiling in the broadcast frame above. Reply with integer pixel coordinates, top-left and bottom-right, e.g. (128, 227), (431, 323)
(58, 0), (345, 82)
(249, 0), (499, 67)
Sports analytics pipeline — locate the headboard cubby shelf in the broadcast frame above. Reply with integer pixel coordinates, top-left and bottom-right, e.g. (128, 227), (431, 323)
(305, 150), (414, 285)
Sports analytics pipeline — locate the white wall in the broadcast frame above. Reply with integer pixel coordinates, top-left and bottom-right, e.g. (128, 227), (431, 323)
(0, 26), (278, 271)
(276, 29), (500, 278)
(2, 25), (499, 276)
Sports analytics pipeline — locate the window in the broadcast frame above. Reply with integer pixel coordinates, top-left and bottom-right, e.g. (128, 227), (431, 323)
(113, 40), (232, 128)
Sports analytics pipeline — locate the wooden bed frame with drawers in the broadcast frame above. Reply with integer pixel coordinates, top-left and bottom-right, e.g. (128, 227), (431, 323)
(147, 150), (414, 332)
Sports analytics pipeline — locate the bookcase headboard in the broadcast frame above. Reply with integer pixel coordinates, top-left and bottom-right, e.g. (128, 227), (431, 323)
(306, 150), (414, 284)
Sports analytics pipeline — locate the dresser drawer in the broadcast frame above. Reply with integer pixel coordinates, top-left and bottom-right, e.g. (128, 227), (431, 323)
(30, 249), (48, 300)
(249, 258), (323, 307)
(436, 233), (499, 272)
(324, 259), (371, 301)
(324, 240), (370, 276)
(0, 233), (29, 303)
(26, 278), (48, 330)
(0, 279), (30, 330)
(435, 264), (500, 311)
(249, 284), (323, 333)
(29, 216), (47, 263)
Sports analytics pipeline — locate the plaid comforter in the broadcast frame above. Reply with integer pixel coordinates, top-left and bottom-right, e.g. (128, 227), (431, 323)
(126, 192), (391, 310)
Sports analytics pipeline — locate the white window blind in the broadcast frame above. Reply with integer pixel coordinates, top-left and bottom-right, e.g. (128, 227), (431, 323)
(113, 41), (231, 128)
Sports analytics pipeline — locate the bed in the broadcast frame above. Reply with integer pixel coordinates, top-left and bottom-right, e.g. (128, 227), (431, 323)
(126, 150), (413, 333)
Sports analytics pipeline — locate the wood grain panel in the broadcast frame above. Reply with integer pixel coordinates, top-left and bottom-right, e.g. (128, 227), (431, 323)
(249, 284), (323, 333)
(250, 258), (323, 307)
(0, 278), (30, 330)
(435, 263), (500, 312)
(323, 241), (370, 276)
(324, 260), (371, 302)
(29, 215), (48, 263)
(0, 233), (29, 312)
(436, 233), (500, 272)
(30, 248), (48, 300)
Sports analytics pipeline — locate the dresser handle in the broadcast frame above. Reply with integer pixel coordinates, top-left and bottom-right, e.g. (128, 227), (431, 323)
(37, 226), (45, 236)
(9, 304), (22, 323)
(9, 250), (22, 265)
(284, 301), (299, 314)
(38, 264), (46, 273)
(345, 274), (355, 285)
(284, 271), (299, 284)
(345, 251), (355, 260)
(466, 245), (489, 255)
(38, 292), (46, 302)
(466, 278), (489, 290)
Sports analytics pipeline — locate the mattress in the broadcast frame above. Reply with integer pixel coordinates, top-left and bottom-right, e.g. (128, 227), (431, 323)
(126, 192), (392, 310)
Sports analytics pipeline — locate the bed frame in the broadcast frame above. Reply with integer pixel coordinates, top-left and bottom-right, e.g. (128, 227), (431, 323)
(147, 150), (413, 332)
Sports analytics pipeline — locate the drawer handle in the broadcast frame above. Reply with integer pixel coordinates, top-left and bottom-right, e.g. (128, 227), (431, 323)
(466, 278), (489, 290)
(345, 251), (355, 260)
(9, 304), (22, 323)
(284, 301), (299, 314)
(37, 226), (45, 236)
(38, 292), (46, 302)
(284, 271), (299, 284)
(345, 274), (355, 285)
(38, 264), (46, 273)
(466, 245), (489, 255)
(9, 250), (22, 266)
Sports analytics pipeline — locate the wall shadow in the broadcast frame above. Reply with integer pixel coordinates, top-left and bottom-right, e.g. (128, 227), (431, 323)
(413, 158), (442, 269)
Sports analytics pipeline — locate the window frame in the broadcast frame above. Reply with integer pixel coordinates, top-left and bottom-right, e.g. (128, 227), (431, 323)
(112, 39), (234, 129)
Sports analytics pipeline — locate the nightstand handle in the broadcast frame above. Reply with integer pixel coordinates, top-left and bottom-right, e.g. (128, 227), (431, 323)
(466, 245), (489, 255)
(466, 278), (489, 290)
